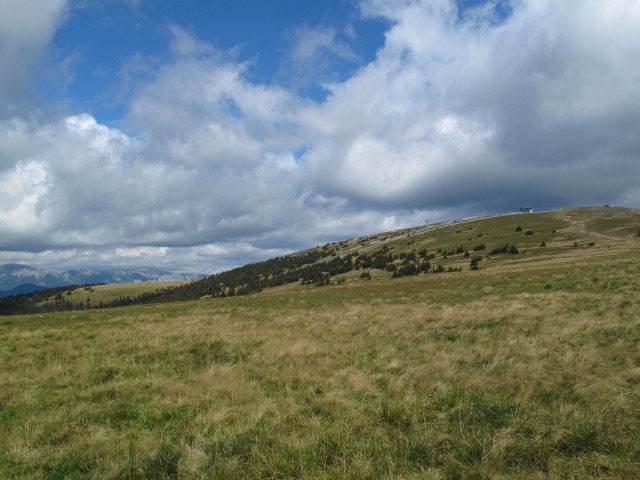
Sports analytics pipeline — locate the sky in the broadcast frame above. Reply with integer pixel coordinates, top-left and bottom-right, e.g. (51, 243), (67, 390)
(1, 0), (639, 274)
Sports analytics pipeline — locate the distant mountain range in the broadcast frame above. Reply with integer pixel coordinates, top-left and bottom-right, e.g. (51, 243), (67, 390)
(0, 264), (206, 298)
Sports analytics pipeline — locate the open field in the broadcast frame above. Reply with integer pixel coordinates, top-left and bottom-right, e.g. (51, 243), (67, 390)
(53, 281), (191, 307)
(1, 207), (640, 478)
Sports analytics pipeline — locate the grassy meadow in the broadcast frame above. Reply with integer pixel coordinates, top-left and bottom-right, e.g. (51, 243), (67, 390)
(1, 207), (640, 478)
(52, 281), (191, 307)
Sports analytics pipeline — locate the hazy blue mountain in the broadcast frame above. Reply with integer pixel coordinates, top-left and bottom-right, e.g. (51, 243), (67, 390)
(0, 264), (73, 291)
(0, 264), (205, 293)
(0, 283), (48, 298)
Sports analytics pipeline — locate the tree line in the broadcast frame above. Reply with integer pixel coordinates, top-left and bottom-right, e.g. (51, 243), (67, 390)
(0, 238), (512, 315)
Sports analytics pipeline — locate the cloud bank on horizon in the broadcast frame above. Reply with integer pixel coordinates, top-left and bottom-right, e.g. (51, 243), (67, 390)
(1, 0), (639, 273)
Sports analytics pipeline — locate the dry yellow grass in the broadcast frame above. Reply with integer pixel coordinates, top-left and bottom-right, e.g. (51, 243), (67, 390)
(1, 208), (640, 478)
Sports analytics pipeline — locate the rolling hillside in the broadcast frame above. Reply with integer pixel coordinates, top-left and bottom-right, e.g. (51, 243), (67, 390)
(3, 206), (638, 315)
(1, 206), (640, 478)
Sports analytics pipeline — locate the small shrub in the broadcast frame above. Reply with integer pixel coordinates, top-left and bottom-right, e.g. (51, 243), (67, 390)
(490, 244), (510, 255)
(524, 229), (534, 235)
(588, 241), (595, 246)
(573, 241), (578, 247)
(539, 241), (546, 247)
(515, 226), (522, 232)
(473, 244), (486, 251)
(508, 245), (519, 254)
(359, 271), (372, 280)
(314, 274), (331, 287)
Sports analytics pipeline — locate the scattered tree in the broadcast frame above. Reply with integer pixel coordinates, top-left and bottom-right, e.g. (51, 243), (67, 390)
(470, 256), (483, 270)
(490, 244), (510, 255)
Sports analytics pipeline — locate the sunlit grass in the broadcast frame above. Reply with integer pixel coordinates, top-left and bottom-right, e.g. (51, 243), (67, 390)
(38, 281), (191, 307)
(1, 207), (640, 478)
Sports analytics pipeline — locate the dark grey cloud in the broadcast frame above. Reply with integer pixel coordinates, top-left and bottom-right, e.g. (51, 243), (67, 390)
(303, 0), (640, 211)
(0, 0), (67, 100)
(1, 0), (640, 272)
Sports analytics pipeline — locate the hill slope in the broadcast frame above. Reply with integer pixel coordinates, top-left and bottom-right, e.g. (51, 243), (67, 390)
(130, 205), (640, 299)
(2, 206), (639, 315)
(1, 206), (639, 478)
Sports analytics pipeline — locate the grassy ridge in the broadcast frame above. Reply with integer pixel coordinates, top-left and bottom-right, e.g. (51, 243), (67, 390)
(49, 281), (190, 306)
(1, 207), (640, 478)
(6, 206), (638, 314)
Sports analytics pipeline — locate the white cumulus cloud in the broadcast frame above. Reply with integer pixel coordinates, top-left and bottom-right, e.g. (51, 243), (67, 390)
(1, 0), (640, 272)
